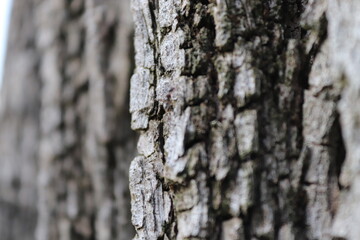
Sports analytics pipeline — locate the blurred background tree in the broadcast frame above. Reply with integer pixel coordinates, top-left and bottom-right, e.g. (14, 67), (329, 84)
(0, 1), (135, 239)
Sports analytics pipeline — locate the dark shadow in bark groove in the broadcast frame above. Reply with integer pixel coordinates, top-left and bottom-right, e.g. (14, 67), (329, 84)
(329, 112), (346, 194)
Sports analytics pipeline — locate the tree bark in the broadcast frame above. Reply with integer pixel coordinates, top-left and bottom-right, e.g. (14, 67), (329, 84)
(0, 1), (39, 239)
(2, 0), (360, 239)
(129, 0), (346, 239)
(0, 0), (136, 239)
(328, 1), (360, 239)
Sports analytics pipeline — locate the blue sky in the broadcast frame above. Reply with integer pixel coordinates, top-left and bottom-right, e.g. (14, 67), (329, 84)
(0, 0), (12, 87)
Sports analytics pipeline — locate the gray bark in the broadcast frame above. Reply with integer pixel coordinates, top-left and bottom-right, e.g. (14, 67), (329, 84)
(328, 1), (360, 239)
(0, 0), (136, 239)
(2, 0), (360, 240)
(0, 1), (39, 239)
(128, 0), (348, 240)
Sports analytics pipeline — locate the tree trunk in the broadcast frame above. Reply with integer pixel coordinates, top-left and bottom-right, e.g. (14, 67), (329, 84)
(2, 0), (360, 239)
(0, 1), (39, 239)
(0, 0), (136, 239)
(128, 0), (346, 239)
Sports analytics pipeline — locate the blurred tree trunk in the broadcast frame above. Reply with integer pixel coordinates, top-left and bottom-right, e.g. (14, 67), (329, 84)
(128, 0), (348, 239)
(0, 1), (39, 239)
(0, 0), (136, 239)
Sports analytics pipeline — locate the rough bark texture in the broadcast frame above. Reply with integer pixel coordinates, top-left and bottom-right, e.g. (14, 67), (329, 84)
(128, 0), (347, 240)
(2, 0), (360, 239)
(328, 1), (360, 239)
(0, 0), (136, 239)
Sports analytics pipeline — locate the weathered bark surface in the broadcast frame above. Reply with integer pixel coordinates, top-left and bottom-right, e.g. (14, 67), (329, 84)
(129, 0), (346, 239)
(328, 1), (360, 239)
(2, 0), (360, 239)
(0, 0), (136, 240)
